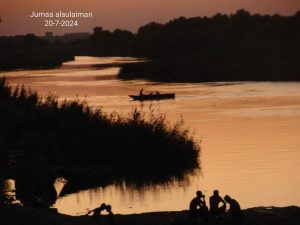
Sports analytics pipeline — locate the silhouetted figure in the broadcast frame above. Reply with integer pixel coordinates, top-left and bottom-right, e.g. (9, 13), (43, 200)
(224, 195), (243, 225)
(189, 191), (209, 222)
(209, 190), (226, 218)
(105, 204), (116, 225)
(139, 88), (144, 96)
(86, 203), (107, 223)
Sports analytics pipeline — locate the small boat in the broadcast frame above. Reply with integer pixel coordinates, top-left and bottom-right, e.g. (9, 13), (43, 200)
(129, 93), (175, 101)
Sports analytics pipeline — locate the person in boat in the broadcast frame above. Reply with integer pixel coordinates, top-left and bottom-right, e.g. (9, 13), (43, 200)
(209, 190), (226, 219)
(189, 191), (209, 221)
(86, 203), (107, 223)
(156, 91), (160, 95)
(139, 88), (144, 96)
(224, 195), (244, 225)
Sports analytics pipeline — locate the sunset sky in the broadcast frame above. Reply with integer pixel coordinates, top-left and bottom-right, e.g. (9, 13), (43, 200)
(0, 0), (299, 36)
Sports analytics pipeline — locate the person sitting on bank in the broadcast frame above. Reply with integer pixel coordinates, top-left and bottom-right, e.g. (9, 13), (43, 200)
(189, 191), (209, 221)
(209, 190), (226, 218)
(224, 195), (244, 225)
(105, 204), (116, 225)
(86, 203), (107, 223)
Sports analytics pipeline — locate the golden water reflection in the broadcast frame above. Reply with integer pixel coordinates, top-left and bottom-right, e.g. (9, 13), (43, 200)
(2, 56), (300, 215)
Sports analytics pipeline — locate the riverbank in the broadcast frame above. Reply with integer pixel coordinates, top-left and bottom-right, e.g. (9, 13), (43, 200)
(1, 205), (299, 225)
(0, 77), (200, 206)
(118, 51), (299, 82)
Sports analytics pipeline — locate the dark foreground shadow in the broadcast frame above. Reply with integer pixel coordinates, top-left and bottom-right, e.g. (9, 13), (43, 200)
(0, 206), (300, 225)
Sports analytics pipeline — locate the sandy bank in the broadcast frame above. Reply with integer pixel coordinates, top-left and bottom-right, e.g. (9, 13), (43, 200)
(1, 205), (299, 225)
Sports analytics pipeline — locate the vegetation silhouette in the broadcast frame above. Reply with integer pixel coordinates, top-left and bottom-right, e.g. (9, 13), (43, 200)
(1, 10), (299, 81)
(119, 9), (300, 82)
(0, 34), (74, 70)
(0, 77), (200, 206)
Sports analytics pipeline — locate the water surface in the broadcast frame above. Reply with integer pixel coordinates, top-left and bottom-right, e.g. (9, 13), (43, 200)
(2, 56), (300, 215)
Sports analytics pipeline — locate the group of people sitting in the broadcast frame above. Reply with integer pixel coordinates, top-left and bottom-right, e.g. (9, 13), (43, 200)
(86, 190), (243, 225)
(189, 190), (243, 224)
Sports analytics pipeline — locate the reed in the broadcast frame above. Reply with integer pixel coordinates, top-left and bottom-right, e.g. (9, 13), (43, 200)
(0, 77), (200, 183)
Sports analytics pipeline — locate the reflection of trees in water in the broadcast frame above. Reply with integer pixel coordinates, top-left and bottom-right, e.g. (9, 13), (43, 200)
(59, 166), (201, 197)
(60, 169), (200, 202)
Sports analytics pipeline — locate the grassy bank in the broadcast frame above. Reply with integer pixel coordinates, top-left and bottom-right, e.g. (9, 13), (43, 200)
(1, 205), (299, 225)
(0, 77), (199, 205)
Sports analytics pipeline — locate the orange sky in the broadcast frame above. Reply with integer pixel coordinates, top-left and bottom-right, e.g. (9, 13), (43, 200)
(0, 0), (299, 36)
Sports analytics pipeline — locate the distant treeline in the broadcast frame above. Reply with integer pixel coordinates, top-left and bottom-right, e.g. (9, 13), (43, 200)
(87, 10), (299, 56)
(1, 9), (299, 80)
(0, 34), (74, 70)
(0, 77), (199, 205)
(118, 9), (300, 81)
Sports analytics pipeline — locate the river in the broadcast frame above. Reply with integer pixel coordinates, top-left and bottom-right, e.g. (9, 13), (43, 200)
(2, 56), (300, 215)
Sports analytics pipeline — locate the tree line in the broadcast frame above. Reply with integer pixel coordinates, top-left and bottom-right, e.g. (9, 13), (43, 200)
(1, 9), (299, 81)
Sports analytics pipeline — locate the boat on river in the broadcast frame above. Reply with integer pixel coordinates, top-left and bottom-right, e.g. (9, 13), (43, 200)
(129, 93), (175, 101)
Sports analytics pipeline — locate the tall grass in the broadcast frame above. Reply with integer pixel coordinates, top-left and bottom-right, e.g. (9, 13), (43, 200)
(0, 77), (200, 183)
